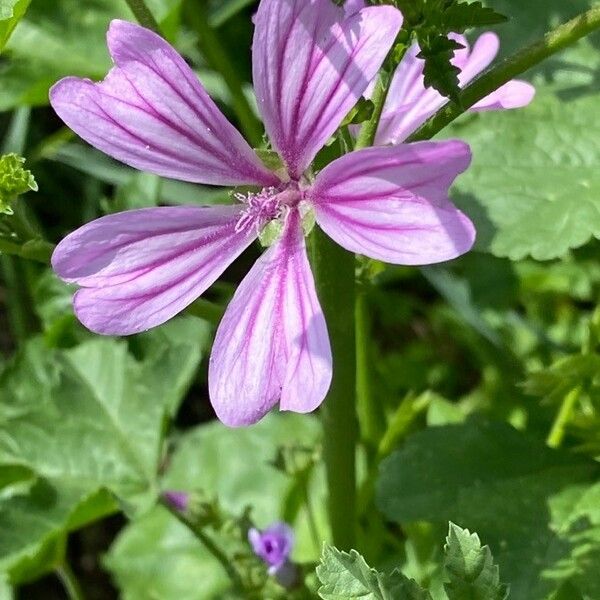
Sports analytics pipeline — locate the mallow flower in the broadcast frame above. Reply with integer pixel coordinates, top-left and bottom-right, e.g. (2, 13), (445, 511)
(249, 522), (297, 587)
(49, 0), (475, 426)
(374, 31), (536, 144)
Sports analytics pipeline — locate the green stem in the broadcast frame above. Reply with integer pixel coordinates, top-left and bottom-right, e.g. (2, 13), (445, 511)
(355, 71), (391, 150)
(160, 498), (245, 591)
(185, 0), (263, 147)
(124, 0), (161, 33)
(547, 386), (582, 449)
(55, 563), (85, 600)
(407, 6), (600, 142)
(312, 229), (357, 550)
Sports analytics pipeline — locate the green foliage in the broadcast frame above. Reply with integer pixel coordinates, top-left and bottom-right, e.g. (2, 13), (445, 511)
(451, 89), (600, 260)
(418, 34), (464, 103)
(0, 153), (36, 214)
(444, 523), (509, 600)
(105, 413), (324, 599)
(0, 317), (210, 583)
(394, 0), (506, 99)
(316, 545), (431, 600)
(0, 0), (30, 52)
(376, 420), (600, 599)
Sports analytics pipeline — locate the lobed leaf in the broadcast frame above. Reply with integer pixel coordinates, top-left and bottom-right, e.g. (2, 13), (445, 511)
(317, 545), (431, 600)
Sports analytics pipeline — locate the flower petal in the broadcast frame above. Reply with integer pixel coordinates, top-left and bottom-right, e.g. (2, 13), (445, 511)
(253, 0), (402, 178)
(50, 20), (277, 187)
(309, 142), (475, 265)
(471, 80), (536, 111)
(209, 210), (332, 427)
(52, 205), (256, 335)
(376, 32), (535, 144)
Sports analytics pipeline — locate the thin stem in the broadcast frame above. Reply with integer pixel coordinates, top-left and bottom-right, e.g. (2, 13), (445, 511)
(407, 6), (600, 142)
(311, 229), (357, 550)
(185, 0), (263, 147)
(547, 386), (582, 449)
(124, 0), (161, 33)
(301, 473), (322, 553)
(159, 497), (245, 591)
(354, 71), (390, 150)
(55, 563), (85, 600)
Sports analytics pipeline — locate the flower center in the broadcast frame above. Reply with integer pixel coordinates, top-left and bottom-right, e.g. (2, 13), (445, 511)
(234, 185), (302, 234)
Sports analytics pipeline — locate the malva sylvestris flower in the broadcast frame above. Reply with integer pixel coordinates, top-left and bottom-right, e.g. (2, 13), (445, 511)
(248, 522), (295, 577)
(50, 0), (477, 427)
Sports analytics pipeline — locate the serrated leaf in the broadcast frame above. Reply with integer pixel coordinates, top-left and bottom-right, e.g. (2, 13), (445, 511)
(451, 87), (600, 261)
(0, 318), (209, 582)
(0, 153), (36, 214)
(418, 34), (463, 101)
(317, 545), (432, 600)
(436, 2), (507, 33)
(444, 523), (509, 600)
(376, 420), (599, 599)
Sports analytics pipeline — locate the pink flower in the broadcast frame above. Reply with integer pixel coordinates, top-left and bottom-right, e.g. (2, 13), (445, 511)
(375, 32), (536, 144)
(49, 0), (475, 426)
(248, 522), (294, 574)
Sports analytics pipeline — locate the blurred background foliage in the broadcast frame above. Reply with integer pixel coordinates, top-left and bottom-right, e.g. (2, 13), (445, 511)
(1, 0), (600, 598)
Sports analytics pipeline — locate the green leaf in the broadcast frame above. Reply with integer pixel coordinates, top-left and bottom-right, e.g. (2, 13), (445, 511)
(0, 318), (209, 582)
(523, 354), (600, 404)
(376, 420), (599, 599)
(0, 0), (30, 52)
(450, 88), (600, 261)
(0, 153), (36, 214)
(105, 413), (325, 599)
(418, 34), (463, 102)
(434, 2), (507, 33)
(0, 0), (182, 112)
(444, 523), (509, 600)
(316, 545), (432, 600)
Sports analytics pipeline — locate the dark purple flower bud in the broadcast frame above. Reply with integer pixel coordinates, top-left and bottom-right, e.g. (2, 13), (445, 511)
(248, 522), (297, 587)
(162, 490), (189, 512)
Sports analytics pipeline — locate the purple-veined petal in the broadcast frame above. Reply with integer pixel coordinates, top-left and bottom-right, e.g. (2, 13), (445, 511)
(50, 20), (278, 187)
(209, 210), (332, 427)
(253, 0), (402, 178)
(376, 32), (535, 144)
(52, 205), (256, 335)
(309, 142), (475, 265)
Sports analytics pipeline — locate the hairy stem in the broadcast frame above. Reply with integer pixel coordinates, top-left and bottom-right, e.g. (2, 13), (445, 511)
(312, 230), (357, 549)
(408, 6), (600, 142)
(186, 0), (263, 147)
(55, 563), (85, 600)
(354, 71), (390, 150)
(124, 0), (161, 33)
(159, 497), (245, 591)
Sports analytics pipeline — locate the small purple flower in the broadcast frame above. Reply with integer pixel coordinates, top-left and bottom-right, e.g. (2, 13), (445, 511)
(249, 522), (295, 579)
(374, 31), (536, 145)
(49, 0), (475, 427)
(162, 490), (189, 512)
